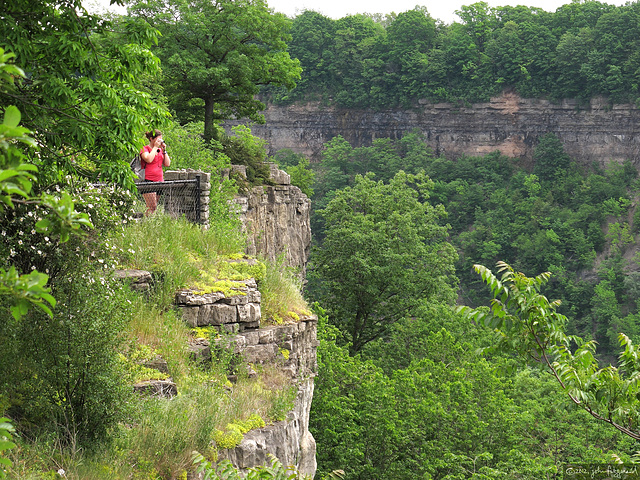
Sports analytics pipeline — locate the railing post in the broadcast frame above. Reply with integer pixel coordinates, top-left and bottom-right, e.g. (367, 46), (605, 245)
(195, 174), (201, 224)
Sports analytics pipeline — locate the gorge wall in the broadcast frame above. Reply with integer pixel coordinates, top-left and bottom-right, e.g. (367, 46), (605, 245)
(241, 93), (640, 167)
(233, 163), (312, 276)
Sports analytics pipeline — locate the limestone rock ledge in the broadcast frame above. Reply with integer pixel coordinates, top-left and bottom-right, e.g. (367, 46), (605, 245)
(175, 278), (262, 333)
(219, 316), (318, 478)
(223, 378), (317, 477)
(234, 163), (312, 276)
(239, 94), (640, 168)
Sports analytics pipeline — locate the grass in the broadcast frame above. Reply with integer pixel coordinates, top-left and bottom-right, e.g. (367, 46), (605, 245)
(259, 255), (311, 325)
(5, 212), (310, 479)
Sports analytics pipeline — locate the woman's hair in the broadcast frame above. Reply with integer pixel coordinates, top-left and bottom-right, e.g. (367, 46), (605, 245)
(145, 129), (163, 140)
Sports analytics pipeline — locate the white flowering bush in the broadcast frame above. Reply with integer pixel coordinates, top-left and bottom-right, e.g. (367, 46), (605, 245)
(0, 179), (137, 444)
(0, 178), (134, 280)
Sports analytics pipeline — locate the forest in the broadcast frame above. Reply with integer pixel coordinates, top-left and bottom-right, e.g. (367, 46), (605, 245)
(267, 1), (640, 107)
(2, 0), (640, 479)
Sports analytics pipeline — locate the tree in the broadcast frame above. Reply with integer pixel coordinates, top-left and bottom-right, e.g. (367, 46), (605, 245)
(533, 133), (571, 182)
(287, 11), (337, 100)
(130, 0), (302, 143)
(0, 0), (170, 186)
(310, 306), (595, 480)
(0, 48), (94, 320)
(329, 15), (385, 107)
(310, 171), (457, 353)
(461, 261), (640, 441)
(273, 149), (315, 197)
(454, 1), (498, 52)
(384, 8), (437, 101)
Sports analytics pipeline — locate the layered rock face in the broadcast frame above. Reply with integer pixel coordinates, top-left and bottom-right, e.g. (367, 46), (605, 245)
(221, 318), (318, 476)
(234, 163), (312, 275)
(242, 93), (640, 167)
(174, 268), (317, 477)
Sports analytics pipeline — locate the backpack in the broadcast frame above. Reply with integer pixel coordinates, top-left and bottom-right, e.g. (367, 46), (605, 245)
(130, 153), (145, 181)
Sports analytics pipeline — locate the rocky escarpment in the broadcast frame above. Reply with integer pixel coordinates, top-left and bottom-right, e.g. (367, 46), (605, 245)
(220, 320), (318, 476)
(239, 93), (640, 167)
(119, 267), (318, 478)
(233, 163), (311, 275)
(176, 280), (318, 478)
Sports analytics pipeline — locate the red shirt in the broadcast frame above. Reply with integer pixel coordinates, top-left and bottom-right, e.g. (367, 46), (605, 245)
(141, 145), (165, 182)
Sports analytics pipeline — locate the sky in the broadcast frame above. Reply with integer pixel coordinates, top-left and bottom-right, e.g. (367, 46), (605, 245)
(263, 0), (626, 24)
(87, 0), (631, 23)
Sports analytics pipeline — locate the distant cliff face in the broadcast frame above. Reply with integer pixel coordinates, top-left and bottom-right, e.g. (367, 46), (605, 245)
(242, 93), (640, 166)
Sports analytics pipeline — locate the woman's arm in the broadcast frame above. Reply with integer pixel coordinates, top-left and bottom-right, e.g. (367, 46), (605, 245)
(141, 146), (156, 164)
(163, 150), (171, 167)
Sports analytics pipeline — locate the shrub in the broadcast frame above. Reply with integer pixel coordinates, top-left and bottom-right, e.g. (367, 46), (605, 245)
(0, 263), (135, 445)
(0, 179), (137, 445)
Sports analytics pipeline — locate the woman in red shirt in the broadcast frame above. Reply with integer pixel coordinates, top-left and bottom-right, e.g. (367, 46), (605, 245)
(140, 129), (171, 215)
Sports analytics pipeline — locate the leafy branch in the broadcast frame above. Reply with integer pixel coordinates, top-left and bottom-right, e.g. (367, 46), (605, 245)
(0, 417), (16, 479)
(0, 47), (92, 319)
(460, 261), (640, 440)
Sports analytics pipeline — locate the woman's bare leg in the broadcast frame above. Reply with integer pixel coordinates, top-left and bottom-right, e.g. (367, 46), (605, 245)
(143, 192), (157, 215)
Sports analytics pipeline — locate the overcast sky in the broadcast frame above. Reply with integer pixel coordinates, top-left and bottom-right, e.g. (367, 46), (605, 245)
(86, 0), (630, 24)
(264, 0), (627, 24)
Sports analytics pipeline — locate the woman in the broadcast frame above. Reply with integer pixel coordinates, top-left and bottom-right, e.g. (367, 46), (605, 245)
(140, 129), (171, 215)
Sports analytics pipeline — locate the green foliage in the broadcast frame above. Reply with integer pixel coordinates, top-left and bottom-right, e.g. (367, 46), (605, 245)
(120, 344), (169, 383)
(0, 417), (16, 479)
(273, 149), (315, 197)
(212, 424), (244, 450)
(108, 212), (244, 303)
(164, 122), (229, 172)
(0, 49), (96, 321)
(402, 134), (640, 358)
(267, 384), (297, 422)
(1, 1), (170, 187)
(308, 129), (640, 477)
(312, 304), (582, 480)
(194, 452), (314, 480)
(0, 176), (138, 447)
(461, 261), (640, 441)
(533, 133), (572, 182)
(130, 0), (301, 142)
(310, 170), (457, 353)
(259, 255), (310, 326)
(212, 414), (266, 449)
(0, 264), (135, 444)
(222, 126), (271, 186)
(281, 2), (640, 107)
(161, 120), (241, 224)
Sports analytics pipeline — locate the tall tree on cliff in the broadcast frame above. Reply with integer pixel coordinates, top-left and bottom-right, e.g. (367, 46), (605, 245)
(130, 0), (301, 143)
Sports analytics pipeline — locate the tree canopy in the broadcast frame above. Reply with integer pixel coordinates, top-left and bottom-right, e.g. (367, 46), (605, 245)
(129, 0), (301, 142)
(271, 1), (640, 108)
(0, 0), (170, 186)
(310, 171), (457, 353)
(462, 262), (640, 441)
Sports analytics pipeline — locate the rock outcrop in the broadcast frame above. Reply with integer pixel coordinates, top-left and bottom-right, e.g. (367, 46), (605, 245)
(234, 163), (312, 275)
(238, 93), (640, 167)
(175, 273), (317, 477)
(175, 278), (262, 333)
(221, 317), (318, 477)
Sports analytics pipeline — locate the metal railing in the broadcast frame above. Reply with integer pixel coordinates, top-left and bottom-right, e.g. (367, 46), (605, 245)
(135, 174), (203, 224)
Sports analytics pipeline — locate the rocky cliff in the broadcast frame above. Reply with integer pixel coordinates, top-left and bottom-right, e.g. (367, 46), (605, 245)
(174, 272), (318, 478)
(240, 93), (640, 167)
(234, 163), (312, 276)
